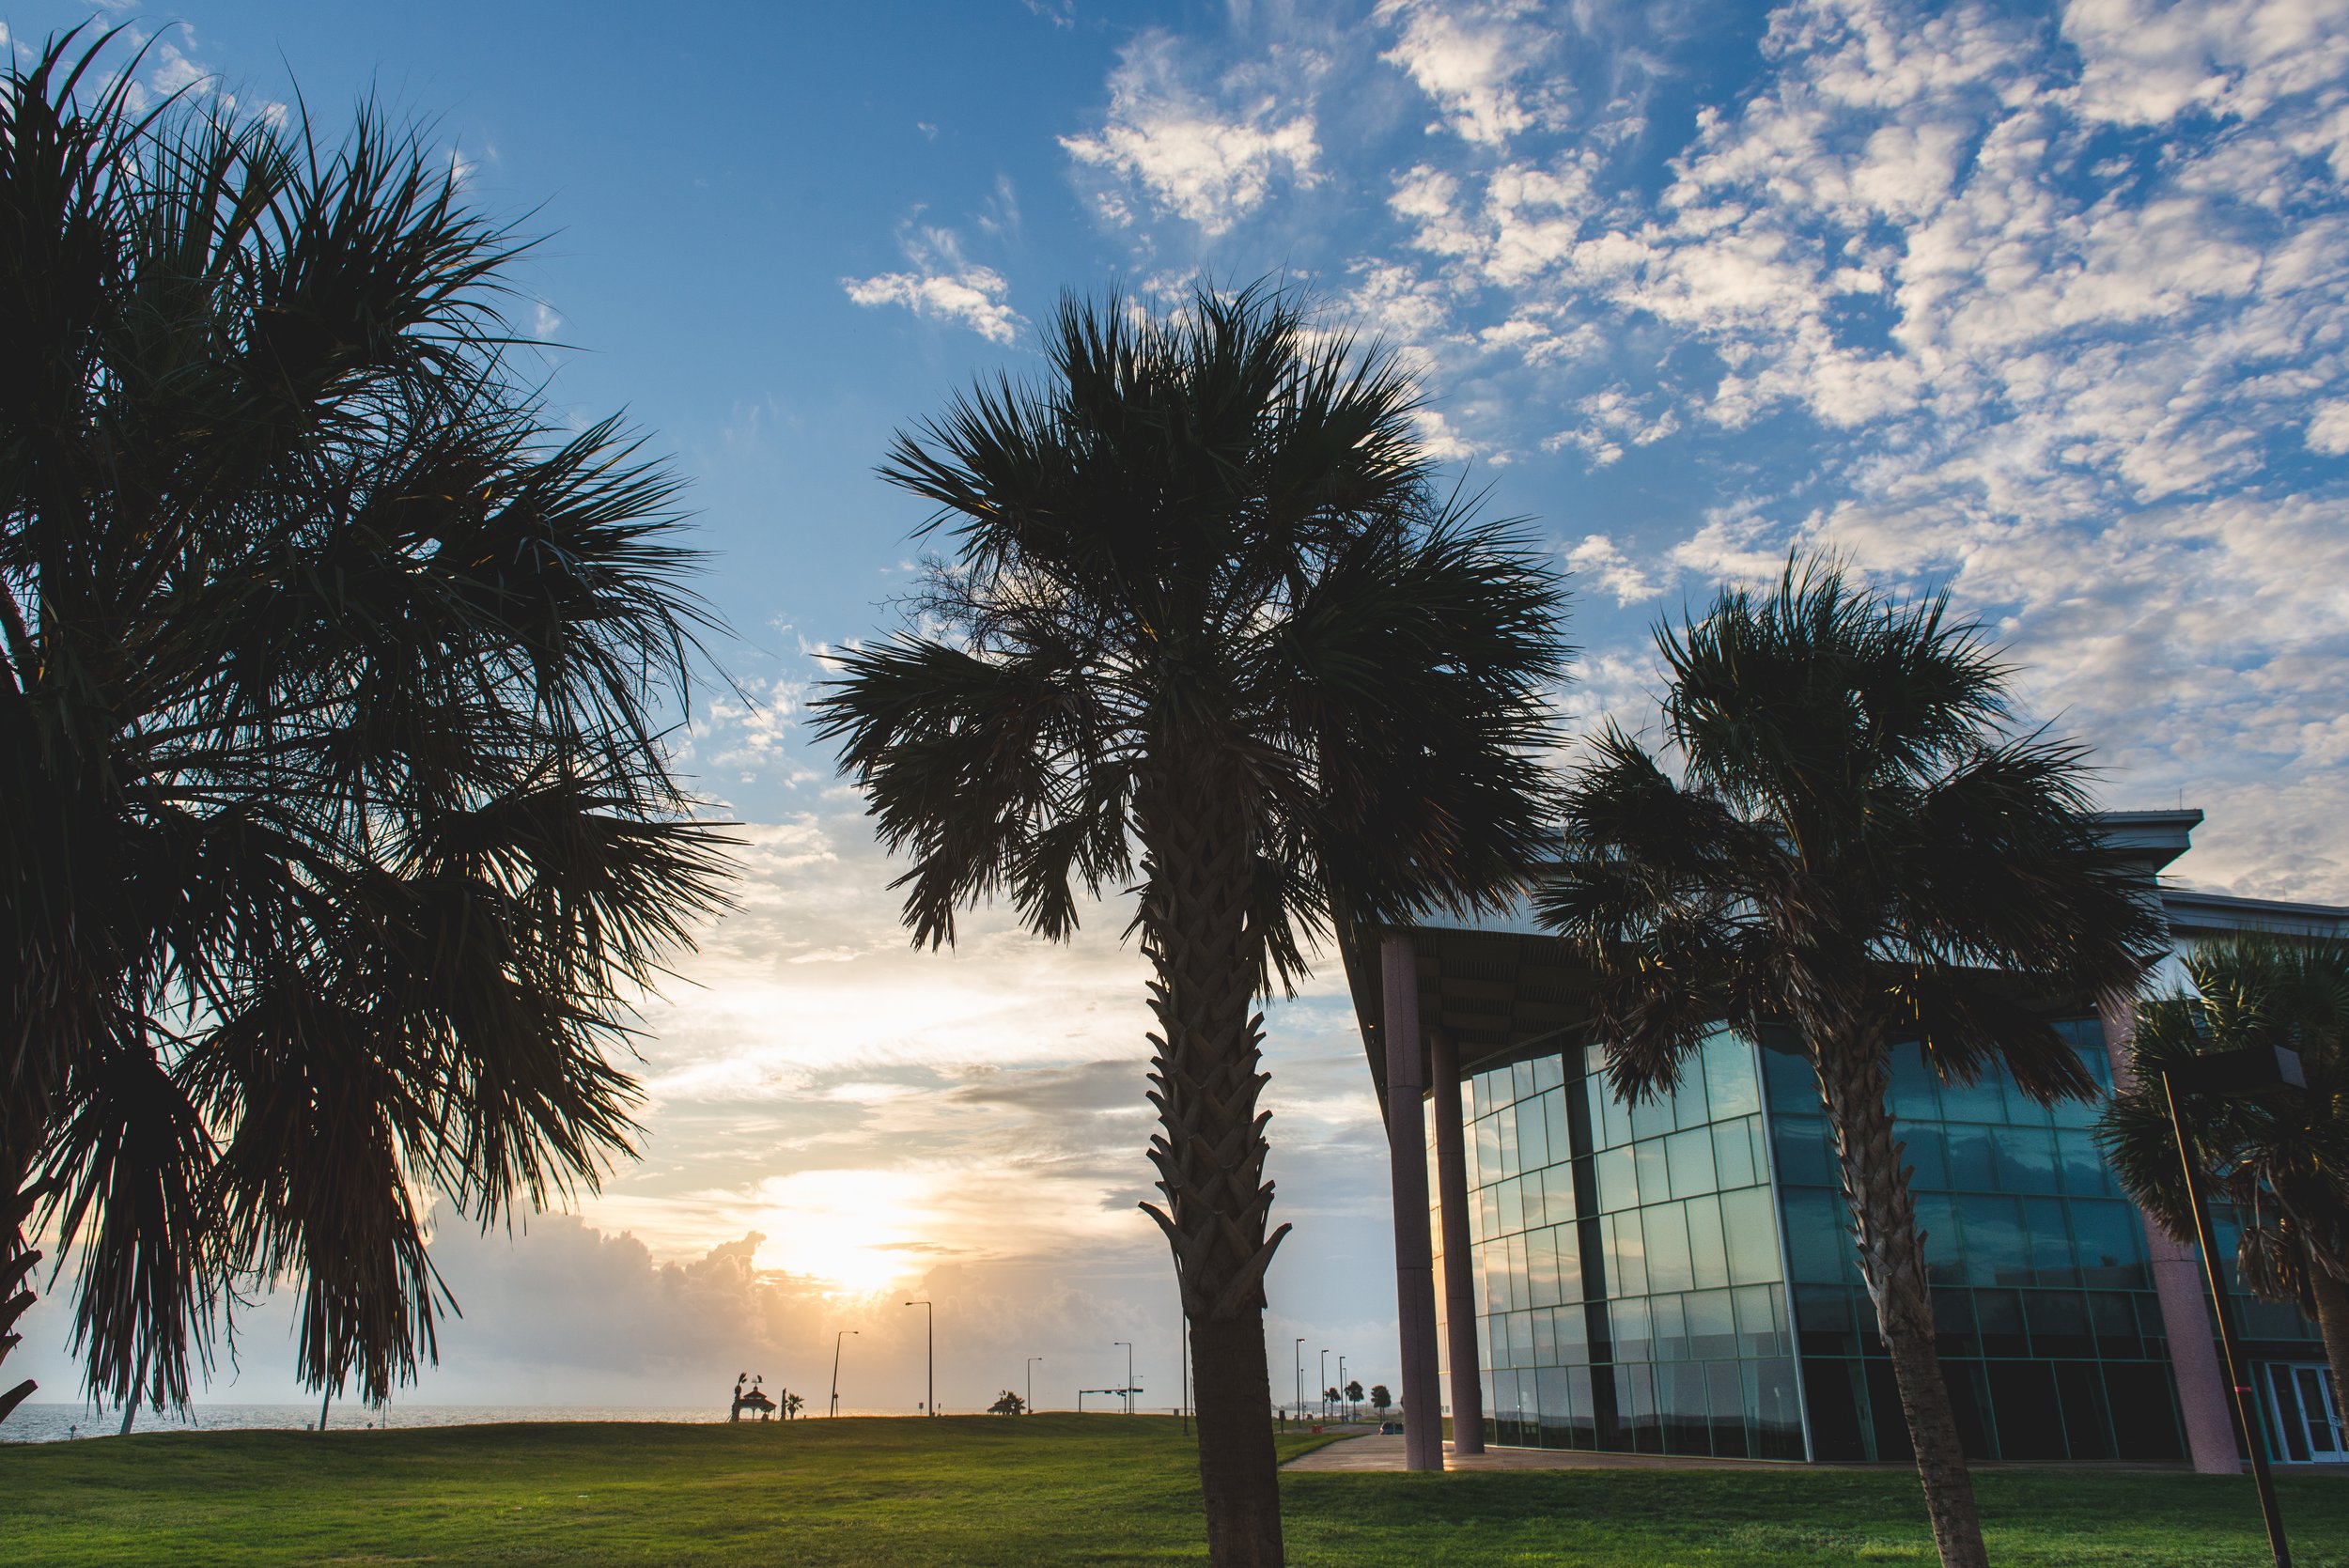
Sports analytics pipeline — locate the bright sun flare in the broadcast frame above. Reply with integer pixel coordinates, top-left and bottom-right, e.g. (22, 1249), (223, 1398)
(754, 1171), (927, 1292)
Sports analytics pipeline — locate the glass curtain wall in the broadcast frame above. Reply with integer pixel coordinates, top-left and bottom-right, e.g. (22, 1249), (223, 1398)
(1762, 1019), (2188, 1462)
(1431, 1030), (1806, 1458)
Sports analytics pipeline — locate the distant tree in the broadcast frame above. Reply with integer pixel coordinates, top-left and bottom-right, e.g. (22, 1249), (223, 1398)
(1538, 558), (2163, 1568)
(989, 1389), (1027, 1416)
(1369, 1385), (1392, 1418)
(0, 30), (730, 1430)
(2100, 936), (2349, 1398)
(783, 1390), (805, 1421)
(1322, 1386), (1340, 1413)
(814, 283), (1566, 1568)
(1343, 1379), (1363, 1414)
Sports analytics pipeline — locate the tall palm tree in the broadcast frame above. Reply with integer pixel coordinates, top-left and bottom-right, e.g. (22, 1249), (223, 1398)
(0, 32), (729, 1429)
(1537, 558), (2162, 1568)
(814, 283), (1568, 1567)
(2100, 936), (2349, 1401)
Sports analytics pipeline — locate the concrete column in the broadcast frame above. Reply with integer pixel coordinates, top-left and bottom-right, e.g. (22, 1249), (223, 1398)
(1381, 935), (1444, 1472)
(2098, 989), (2240, 1474)
(1429, 1032), (1486, 1455)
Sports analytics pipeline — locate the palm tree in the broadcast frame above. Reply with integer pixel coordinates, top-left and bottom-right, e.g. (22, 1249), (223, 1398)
(783, 1389), (805, 1421)
(0, 32), (729, 1429)
(2099, 936), (2349, 1400)
(1536, 557), (2162, 1568)
(814, 283), (1567, 1568)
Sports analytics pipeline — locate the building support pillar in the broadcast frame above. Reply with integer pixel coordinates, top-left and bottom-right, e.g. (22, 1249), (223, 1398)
(1429, 1032), (1486, 1455)
(1381, 935), (1444, 1472)
(2099, 988), (2241, 1475)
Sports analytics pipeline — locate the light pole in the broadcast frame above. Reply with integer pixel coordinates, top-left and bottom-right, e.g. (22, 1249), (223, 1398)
(1113, 1340), (1133, 1416)
(1339, 1355), (1348, 1421)
(1294, 1338), (1305, 1423)
(2162, 1043), (2305, 1568)
(905, 1298), (935, 1417)
(829, 1330), (857, 1418)
(1027, 1356), (1042, 1416)
(1319, 1349), (1330, 1420)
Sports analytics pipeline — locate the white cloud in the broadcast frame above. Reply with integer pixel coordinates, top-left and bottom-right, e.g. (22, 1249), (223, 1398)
(1060, 32), (1320, 235)
(843, 225), (1026, 344)
(2309, 397), (2349, 455)
(1377, 0), (1559, 147)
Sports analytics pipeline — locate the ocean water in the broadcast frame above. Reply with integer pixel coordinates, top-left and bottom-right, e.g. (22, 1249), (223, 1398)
(0, 1403), (876, 1445)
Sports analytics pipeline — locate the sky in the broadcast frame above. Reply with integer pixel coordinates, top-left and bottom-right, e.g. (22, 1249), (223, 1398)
(10, 0), (2349, 1420)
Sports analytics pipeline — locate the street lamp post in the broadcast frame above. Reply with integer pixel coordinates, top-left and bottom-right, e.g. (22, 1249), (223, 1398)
(2162, 1044), (2305, 1568)
(905, 1299), (935, 1417)
(1027, 1357), (1042, 1416)
(1319, 1349), (1330, 1420)
(1338, 1356), (1348, 1421)
(829, 1330), (857, 1418)
(1294, 1338), (1305, 1423)
(1113, 1341), (1133, 1416)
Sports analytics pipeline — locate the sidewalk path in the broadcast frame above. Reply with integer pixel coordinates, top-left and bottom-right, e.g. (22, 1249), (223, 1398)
(1284, 1435), (1789, 1472)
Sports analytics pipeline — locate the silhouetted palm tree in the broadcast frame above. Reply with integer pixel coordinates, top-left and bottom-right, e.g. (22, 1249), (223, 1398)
(815, 283), (1567, 1567)
(1537, 558), (2161, 1568)
(2100, 936), (2349, 1398)
(0, 31), (729, 1429)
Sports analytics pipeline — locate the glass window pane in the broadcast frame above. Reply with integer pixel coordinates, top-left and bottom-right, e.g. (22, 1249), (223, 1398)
(2055, 1129), (2112, 1196)
(1713, 1118), (1758, 1189)
(1957, 1196), (2030, 1287)
(1733, 1282), (1789, 1358)
(1611, 1296), (1653, 1362)
(1533, 1053), (1565, 1094)
(1476, 1115), (1502, 1185)
(1498, 1102), (1520, 1169)
(1772, 1114), (1836, 1187)
(1702, 1031), (1763, 1119)
(1498, 1177), (1525, 1235)
(2072, 1200), (2146, 1287)
(1940, 1072), (2007, 1124)
(1555, 1223), (1585, 1303)
(1646, 1203), (1696, 1295)
(1995, 1126), (2061, 1194)
(1722, 1187), (1782, 1285)
(1888, 1041), (1939, 1119)
(1665, 1127), (1718, 1200)
(1597, 1146), (1638, 1212)
(2023, 1196), (2079, 1285)
(1904, 1126), (1950, 1190)
(1687, 1193), (1731, 1290)
(1781, 1188), (1853, 1285)
(1671, 1062), (1711, 1131)
(1630, 1087), (1675, 1142)
(1944, 1124), (1997, 1190)
(1514, 1059), (1538, 1103)
(1635, 1139), (1670, 1206)
(1686, 1289), (1736, 1358)
(1545, 1165), (1578, 1228)
(1546, 1093), (1574, 1171)
(1914, 1192), (1966, 1285)
(1528, 1225), (1563, 1308)
(1650, 1293), (1689, 1360)
(1517, 1098), (1551, 1172)
(1609, 1212), (1648, 1296)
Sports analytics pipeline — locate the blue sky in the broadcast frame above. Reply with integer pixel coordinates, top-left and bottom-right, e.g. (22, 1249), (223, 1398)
(12, 0), (2349, 1420)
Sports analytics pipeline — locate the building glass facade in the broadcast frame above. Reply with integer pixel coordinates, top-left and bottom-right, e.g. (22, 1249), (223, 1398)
(1762, 1019), (2190, 1462)
(1432, 1028), (1806, 1459)
(1433, 1017), (2333, 1464)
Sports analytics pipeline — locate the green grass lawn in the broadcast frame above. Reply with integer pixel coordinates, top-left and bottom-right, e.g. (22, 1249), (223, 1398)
(3, 1415), (2342, 1567)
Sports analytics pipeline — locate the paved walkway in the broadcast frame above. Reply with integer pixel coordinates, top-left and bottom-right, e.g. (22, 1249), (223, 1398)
(1285, 1434), (1789, 1472)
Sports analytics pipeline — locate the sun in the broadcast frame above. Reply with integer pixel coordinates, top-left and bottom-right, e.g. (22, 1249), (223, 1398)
(753, 1170), (927, 1292)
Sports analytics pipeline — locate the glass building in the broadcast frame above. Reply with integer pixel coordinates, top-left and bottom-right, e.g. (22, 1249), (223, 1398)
(1357, 810), (2347, 1468)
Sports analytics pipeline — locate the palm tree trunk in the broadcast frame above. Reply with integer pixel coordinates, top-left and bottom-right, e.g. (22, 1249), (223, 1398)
(1816, 1042), (1987, 1568)
(2304, 1237), (2349, 1417)
(1138, 772), (1290, 1568)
